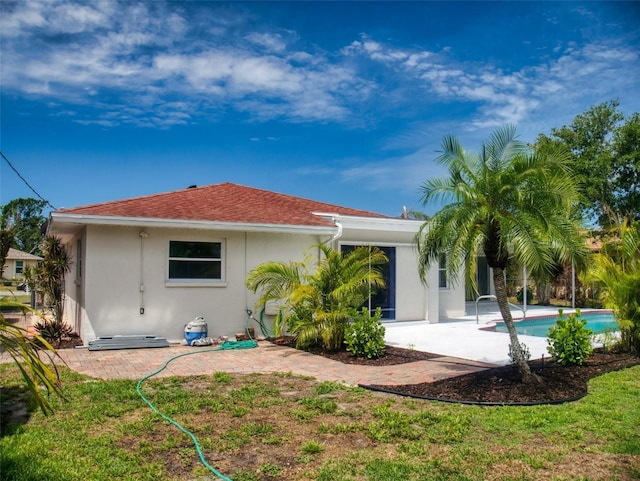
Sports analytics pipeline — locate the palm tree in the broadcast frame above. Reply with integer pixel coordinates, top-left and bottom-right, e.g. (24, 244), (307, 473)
(416, 125), (586, 383)
(246, 244), (387, 351)
(39, 236), (72, 324)
(586, 220), (640, 353)
(0, 299), (64, 414)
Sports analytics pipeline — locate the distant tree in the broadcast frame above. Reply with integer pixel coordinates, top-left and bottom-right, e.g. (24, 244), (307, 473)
(0, 198), (48, 254)
(416, 125), (586, 383)
(611, 112), (640, 221)
(534, 100), (639, 227)
(0, 229), (13, 278)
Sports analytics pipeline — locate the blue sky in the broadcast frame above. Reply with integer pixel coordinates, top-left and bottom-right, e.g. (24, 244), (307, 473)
(1, 1), (639, 218)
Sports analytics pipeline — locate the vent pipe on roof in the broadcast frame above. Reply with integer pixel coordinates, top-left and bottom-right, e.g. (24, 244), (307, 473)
(187, 185), (197, 189)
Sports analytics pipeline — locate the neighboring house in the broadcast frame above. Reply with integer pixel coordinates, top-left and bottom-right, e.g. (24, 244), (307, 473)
(47, 183), (466, 343)
(2, 248), (43, 280)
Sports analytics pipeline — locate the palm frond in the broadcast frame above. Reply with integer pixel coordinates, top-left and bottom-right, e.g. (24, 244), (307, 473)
(0, 303), (64, 414)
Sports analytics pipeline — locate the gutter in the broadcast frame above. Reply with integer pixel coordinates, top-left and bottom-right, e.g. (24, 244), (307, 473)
(49, 212), (338, 236)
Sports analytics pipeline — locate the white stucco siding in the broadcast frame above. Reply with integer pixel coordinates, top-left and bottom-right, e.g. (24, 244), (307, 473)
(58, 214), (467, 343)
(337, 219), (466, 323)
(60, 230), (93, 340)
(79, 226), (322, 342)
(243, 231), (320, 313)
(338, 224), (434, 322)
(392, 245), (430, 321)
(438, 289), (465, 318)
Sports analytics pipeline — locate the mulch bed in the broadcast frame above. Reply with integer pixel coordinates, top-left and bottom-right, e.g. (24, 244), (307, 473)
(366, 350), (640, 405)
(270, 337), (640, 405)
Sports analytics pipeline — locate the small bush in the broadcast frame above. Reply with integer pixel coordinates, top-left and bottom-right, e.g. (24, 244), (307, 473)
(344, 307), (385, 359)
(547, 309), (593, 366)
(516, 286), (534, 304)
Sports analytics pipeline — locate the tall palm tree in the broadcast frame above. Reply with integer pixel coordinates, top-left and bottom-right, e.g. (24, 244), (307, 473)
(416, 125), (586, 383)
(246, 244), (387, 351)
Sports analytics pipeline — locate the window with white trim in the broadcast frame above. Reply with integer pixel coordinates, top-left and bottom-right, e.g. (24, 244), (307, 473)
(15, 260), (24, 276)
(438, 254), (448, 289)
(168, 241), (223, 280)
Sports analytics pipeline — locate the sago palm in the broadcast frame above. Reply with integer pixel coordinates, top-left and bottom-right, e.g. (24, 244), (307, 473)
(246, 244), (387, 351)
(416, 125), (586, 383)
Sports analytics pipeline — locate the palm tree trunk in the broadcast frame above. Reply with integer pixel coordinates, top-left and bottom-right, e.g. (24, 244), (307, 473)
(492, 267), (539, 383)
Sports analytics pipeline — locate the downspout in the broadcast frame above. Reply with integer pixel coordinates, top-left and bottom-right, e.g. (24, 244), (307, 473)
(324, 218), (343, 246)
(139, 231), (149, 315)
(320, 218), (343, 261)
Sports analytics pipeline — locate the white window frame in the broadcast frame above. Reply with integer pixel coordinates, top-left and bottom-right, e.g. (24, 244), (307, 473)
(438, 253), (448, 289)
(15, 260), (24, 276)
(76, 239), (82, 281)
(165, 239), (226, 287)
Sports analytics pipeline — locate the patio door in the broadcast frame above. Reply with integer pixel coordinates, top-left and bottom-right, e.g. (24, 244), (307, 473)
(341, 245), (396, 320)
(467, 256), (491, 301)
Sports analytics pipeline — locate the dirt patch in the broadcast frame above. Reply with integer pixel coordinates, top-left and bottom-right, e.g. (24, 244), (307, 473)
(273, 338), (640, 404)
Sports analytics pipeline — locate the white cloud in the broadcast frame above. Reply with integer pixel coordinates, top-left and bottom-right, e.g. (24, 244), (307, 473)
(245, 32), (287, 52)
(0, 0), (370, 126)
(1, 1), (637, 132)
(345, 30), (639, 131)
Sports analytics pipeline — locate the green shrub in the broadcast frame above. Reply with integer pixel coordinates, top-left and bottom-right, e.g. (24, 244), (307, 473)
(547, 309), (593, 366)
(516, 286), (534, 304)
(344, 307), (386, 359)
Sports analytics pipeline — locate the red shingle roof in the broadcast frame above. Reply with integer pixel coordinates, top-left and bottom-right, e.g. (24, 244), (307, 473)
(55, 182), (388, 227)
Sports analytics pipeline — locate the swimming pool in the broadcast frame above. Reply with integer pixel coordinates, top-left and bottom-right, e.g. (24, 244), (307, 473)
(492, 312), (618, 338)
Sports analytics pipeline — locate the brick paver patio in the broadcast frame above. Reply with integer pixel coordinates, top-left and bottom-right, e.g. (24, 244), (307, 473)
(34, 342), (493, 387)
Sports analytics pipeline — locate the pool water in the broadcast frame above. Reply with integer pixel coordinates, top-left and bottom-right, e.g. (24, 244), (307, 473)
(493, 312), (618, 338)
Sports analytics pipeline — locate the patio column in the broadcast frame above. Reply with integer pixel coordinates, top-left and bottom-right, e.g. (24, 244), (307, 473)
(425, 263), (440, 323)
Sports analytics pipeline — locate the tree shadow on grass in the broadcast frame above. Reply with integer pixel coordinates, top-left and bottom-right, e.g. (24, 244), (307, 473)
(0, 385), (35, 437)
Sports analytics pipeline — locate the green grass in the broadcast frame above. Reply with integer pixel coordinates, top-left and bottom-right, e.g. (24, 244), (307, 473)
(0, 363), (638, 480)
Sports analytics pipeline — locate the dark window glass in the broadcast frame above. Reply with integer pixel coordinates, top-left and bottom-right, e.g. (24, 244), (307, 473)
(169, 241), (220, 259)
(438, 254), (447, 288)
(168, 241), (222, 280)
(169, 260), (222, 279)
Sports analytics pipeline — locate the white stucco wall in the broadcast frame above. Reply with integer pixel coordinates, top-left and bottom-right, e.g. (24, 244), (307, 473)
(76, 225), (319, 342)
(57, 217), (467, 343)
(57, 229), (93, 341)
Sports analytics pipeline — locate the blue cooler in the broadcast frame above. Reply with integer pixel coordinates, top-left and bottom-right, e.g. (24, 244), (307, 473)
(184, 317), (208, 344)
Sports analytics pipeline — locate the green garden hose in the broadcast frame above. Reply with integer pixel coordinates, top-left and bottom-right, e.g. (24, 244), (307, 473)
(136, 338), (258, 481)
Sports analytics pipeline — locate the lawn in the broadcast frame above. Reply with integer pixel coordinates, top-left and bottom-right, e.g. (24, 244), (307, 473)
(1, 363), (639, 481)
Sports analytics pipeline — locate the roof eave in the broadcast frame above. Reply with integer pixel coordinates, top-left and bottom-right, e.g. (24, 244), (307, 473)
(48, 212), (338, 236)
(321, 213), (425, 233)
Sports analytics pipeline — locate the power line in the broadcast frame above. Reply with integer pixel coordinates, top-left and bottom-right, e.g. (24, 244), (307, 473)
(0, 150), (56, 210)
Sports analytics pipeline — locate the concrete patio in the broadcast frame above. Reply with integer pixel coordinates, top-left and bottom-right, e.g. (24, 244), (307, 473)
(384, 302), (573, 366)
